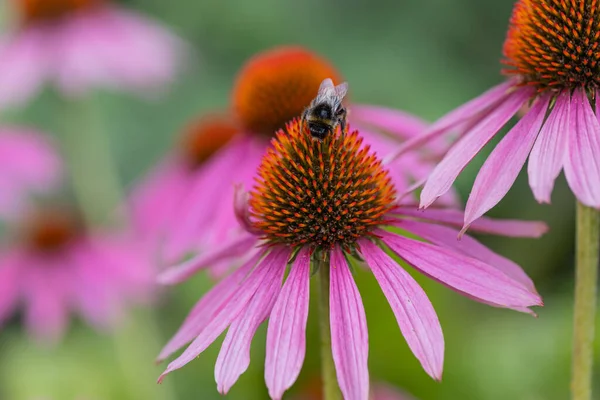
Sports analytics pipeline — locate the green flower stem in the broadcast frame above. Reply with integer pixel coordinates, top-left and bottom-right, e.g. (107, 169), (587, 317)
(571, 202), (600, 400)
(317, 260), (342, 400)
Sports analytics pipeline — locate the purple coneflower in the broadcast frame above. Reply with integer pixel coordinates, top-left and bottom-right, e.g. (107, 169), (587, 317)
(0, 127), (62, 220)
(131, 46), (458, 266)
(0, 206), (155, 343)
(0, 0), (184, 108)
(388, 0), (600, 230)
(156, 118), (545, 400)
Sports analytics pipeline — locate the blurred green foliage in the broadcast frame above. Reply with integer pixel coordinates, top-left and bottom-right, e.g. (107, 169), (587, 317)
(0, 0), (599, 399)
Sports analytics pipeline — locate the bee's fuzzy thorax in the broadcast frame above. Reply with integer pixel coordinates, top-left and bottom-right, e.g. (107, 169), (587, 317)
(232, 47), (343, 136)
(503, 0), (600, 91)
(249, 118), (396, 251)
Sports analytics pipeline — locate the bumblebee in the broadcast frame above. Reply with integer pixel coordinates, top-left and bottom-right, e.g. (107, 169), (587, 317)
(301, 78), (348, 140)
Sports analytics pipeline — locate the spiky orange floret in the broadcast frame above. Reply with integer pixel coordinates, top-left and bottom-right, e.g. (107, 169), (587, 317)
(232, 47), (343, 136)
(24, 210), (79, 253)
(14, 0), (103, 23)
(503, 0), (600, 90)
(179, 114), (239, 167)
(249, 119), (396, 250)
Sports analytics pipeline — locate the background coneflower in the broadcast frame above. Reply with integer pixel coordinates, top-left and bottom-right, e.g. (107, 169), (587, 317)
(156, 117), (544, 400)
(386, 1), (600, 398)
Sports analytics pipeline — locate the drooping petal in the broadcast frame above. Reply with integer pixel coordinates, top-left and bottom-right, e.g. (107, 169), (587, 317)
(158, 247), (290, 382)
(465, 94), (550, 228)
(157, 251), (263, 362)
(215, 253), (287, 394)
(394, 207), (548, 238)
(360, 240), (444, 380)
(528, 90), (571, 203)
(265, 248), (311, 400)
(0, 252), (22, 325)
(350, 105), (428, 139)
(421, 88), (533, 208)
(380, 231), (542, 309)
(563, 87), (600, 207)
(157, 234), (258, 285)
(330, 248), (369, 400)
(391, 219), (536, 292)
(384, 81), (515, 163)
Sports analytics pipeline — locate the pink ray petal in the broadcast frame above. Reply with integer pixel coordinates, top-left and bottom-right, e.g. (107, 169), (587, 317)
(215, 253), (286, 394)
(384, 80), (515, 163)
(380, 231), (542, 308)
(421, 88), (533, 208)
(157, 234), (258, 285)
(563, 87), (600, 207)
(465, 94), (550, 228)
(350, 105), (428, 139)
(360, 240), (444, 380)
(157, 251), (263, 363)
(528, 90), (571, 203)
(391, 219), (536, 292)
(158, 247), (290, 382)
(330, 248), (369, 400)
(0, 252), (22, 325)
(265, 248), (311, 400)
(394, 207), (548, 238)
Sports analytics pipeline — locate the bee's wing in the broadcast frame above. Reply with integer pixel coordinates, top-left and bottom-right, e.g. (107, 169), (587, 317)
(317, 78), (335, 95)
(334, 82), (349, 99)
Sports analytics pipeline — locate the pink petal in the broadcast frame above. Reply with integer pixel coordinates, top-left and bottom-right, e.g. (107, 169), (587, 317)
(215, 252), (287, 394)
(563, 87), (600, 207)
(157, 234), (258, 285)
(384, 81), (515, 163)
(528, 90), (571, 203)
(157, 251), (263, 363)
(0, 252), (22, 325)
(265, 248), (311, 400)
(158, 247), (290, 382)
(391, 219), (536, 293)
(421, 88), (533, 208)
(330, 248), (369, 400)
(465, 94), (550, 228)
(394, 207), (548, 238)
(0, 28), (49, 109)
(380, 231), (542, 309)
(350, 105), (428, 139)
(360, 240), (444, 380)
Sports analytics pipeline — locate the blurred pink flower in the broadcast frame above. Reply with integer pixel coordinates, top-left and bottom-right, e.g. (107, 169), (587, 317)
(388, 0), (600, 231)
(156, 119), (545, 400)
(0, 127), (62, 220)
(130, 46), (457, 267)
(0, 0), (185, 108)
(0, 207), (156, 343)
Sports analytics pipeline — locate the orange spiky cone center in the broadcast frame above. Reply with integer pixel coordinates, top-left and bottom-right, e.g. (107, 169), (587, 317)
(24, 210), (79, 253)
(14, 0), (103, 23)
(232, 47), (343, 136)
(249, 119), (396, 250)
(503, 0), (600, 91)
(179, 115), (239, 167)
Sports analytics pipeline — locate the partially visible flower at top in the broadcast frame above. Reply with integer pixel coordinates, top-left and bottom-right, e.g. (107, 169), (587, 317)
(0, 205), (156, 344)
(156, 118), (545, 400)
(131, 45), (458, 267)
(0, 127), (62, 220)
(389, 0), (600, 231)
(0, 0), (185, 108)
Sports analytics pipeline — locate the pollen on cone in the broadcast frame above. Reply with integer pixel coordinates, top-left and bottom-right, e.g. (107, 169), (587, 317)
(179, 114), (239, 167)
(502, 0), (600, 90)
(249, 119), (396, 249)
(14, 0), (103, 22)
(232, 47), (343, 136)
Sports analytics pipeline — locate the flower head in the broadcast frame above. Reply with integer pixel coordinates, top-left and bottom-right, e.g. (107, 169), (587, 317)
(0, 127), (62, 220)
(156, 118), (545, 400)
(0, 0), (184, 108)
(132, 46), (456, 266)
(391, 0), (600, 230)
(0, 206), (155, 343)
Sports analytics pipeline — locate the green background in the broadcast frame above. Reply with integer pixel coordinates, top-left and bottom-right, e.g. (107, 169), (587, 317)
(0, 0), (598, 399)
